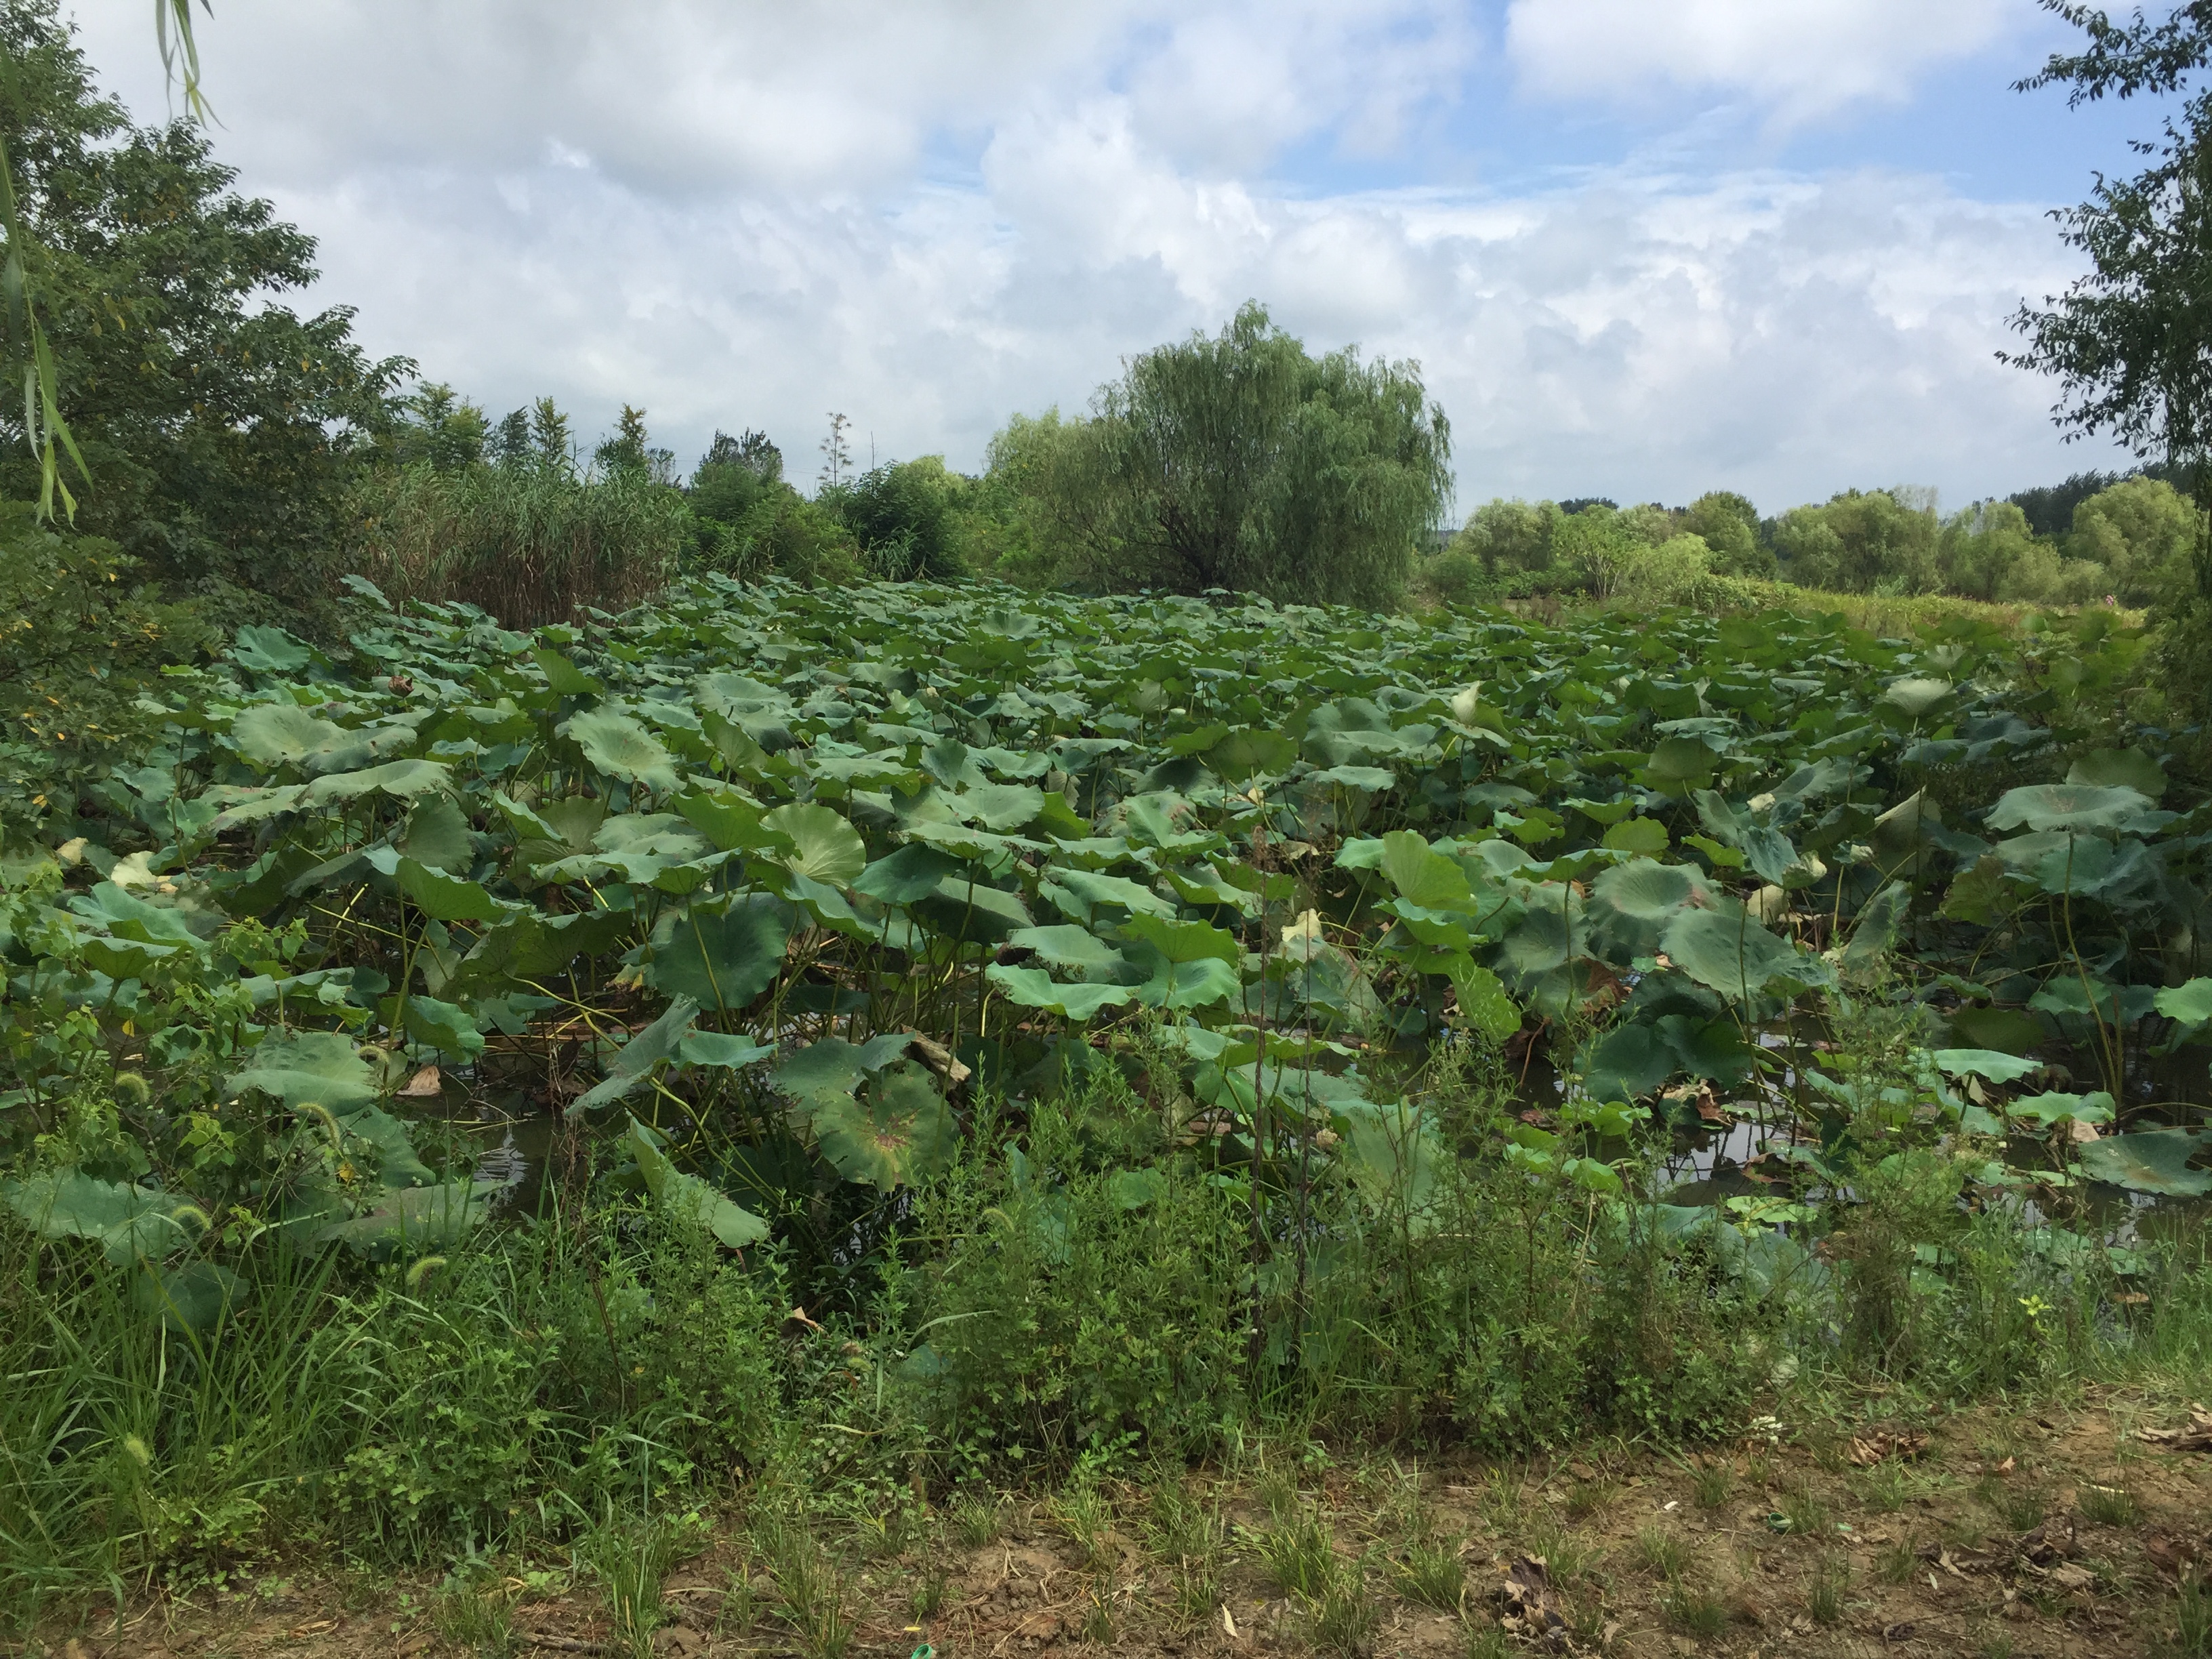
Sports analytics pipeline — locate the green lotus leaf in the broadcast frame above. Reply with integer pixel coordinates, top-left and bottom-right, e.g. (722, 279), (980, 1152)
(644, 894), (793, 1011)
(760, 803), (867, 885)
(1130, 949), (1242, 1010)
(2066, 746), (2166, 800)
(623, 1117), (768, 1246)
(1881, 676), (1952, 717)
(227, 1029), (378, 1113)
(1378, 830), (1473, 910)
(852, 843), (969, 903)
(1448, 958), (1520, 1044)
(565, 709), (680, 794)
(1601, 817), (1668, 855)
(312, 1180), (493, 1256)
(2155, 977), (2212, 1029)
(1, 1171), (203, 1265)
(398, 794), (474, 873)
(1120, 912), (1240, 965)
(1589, 859), (1700, 956)
(676, 1031), (777, 1069)
(985, 964), (1138, 1021)
(302, 758), (452, 808)
(1206, 727), (1295, 781)
(400, 994), (487, 1061)
(1006, 924), (1130, 981)
(133, 1258), (247, 1334)
(2077, 1128), (2212, 1197)
(954, 784), (1045, 832)
(1659, 907), (1815, 1002)
(395, 858), (506, 922)
(811, 1059), (958, 1189)
(1643, 736), (1717, 789)
(910, 876), (1034, 942)
(1930, 1048), (2044, 1084)
(533, 647), (602, 695)
(2008, 1090), (2114, 1128)
(569, 996), (701, 1116)
(229, 703), (359, 771)
(1984, 782), (2155, 834)
(232, 624), (315, 674)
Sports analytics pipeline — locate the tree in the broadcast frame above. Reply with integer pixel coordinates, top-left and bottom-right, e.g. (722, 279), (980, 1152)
(1772, 489), (1940, 594)
(1031, 302), (1451, 607)
(819, 412), (853, 492)
(2068, 472), (2199, 600)
(834, 457), (968, 581)
(0, 0), (407, 613)
(1682, 490), (1774, 577)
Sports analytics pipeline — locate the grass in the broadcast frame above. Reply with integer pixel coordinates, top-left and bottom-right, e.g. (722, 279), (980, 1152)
(951, 1489), (1002, 1548)
(1691, 1458), (1735, 1509)
(1778, 1479), (1833, 1538)
(1261, 1503), (1338, 1600)
(1808, 1553), (1849, 1626)
(1662, 1578), (1729, 1639)
(1394, 1534), (1467, 1610)
(1633, 1525), (1688, 1579)
(433, 1569), (516, 1656)
(1048, 1477), (1115, 1568)
(2077, 1483), (2140, 1528)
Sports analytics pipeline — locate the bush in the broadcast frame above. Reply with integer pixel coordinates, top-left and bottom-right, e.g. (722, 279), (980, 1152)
(0, 506), (213, 832)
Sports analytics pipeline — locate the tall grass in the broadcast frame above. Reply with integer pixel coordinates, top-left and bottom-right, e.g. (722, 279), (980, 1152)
(346, 462), (689, 626)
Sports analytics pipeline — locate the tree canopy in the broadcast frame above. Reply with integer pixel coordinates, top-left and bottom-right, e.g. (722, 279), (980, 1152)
(1009, 302), (1451, 606)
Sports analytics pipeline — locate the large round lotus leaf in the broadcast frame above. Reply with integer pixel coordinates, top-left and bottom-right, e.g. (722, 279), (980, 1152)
(1645, 736), (1717, 786)
(1120, 912), (1240, 965)
(623, 1118), (767, 1246)
(230, 703), (350, 769)
(2066, 746), (2167, 800)
(398, 794), (474, 872)
(1984, 782), (2154, 834)
(1659, 907), (1807, 1002)
(954, 784), (1044, 832)
(1881, 676), (1952, 717)
(853, 843), (968, 903)
(811, 1059), (958, 1189)
(1132, 951), (1242, 1010)
(1207, 727), (1295, 781)
(1007, 924), (1130, 981)
(645, 893), (792, 1011)
(760, 803), (867, 886)
(1496, 888), (1586, 977)
(226, 1029), (378, 1111)
(2077, 1128), (2212, 1197)
(1380, 830), (1473, 909)
(985, 964), (1137, 1021)
(594, 812), (713, 861)
(911, 876), (1033, 943)
(565, 710), (679, 794)
(1, 1170), (201, 1265)
(1590, 859), (1700, 950)
(2156, 977), (2212, 1029)
(302, 758), (452, 807)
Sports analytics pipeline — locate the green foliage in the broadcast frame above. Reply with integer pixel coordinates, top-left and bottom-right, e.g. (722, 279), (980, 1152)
(0, 506), (213, 828)
(1006, 302), (1451, 605)
(0, 0), (407, 616)
(1774, 488), (1940, 594)
(345, 449), (690, 626)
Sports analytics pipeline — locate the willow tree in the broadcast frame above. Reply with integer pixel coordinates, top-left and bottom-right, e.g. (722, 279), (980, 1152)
(1054, 302), (1450, 608)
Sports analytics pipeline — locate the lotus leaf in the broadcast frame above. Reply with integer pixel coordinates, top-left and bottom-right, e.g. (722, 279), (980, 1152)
(564, 709), (680, 794)
(228, 1030), (378, 1113)
(623, 1118), (768, 1246)
(645, 894), (793, 1010)
(2077, 1128), (2212, 1197)
(1984, 782), (2154, 834)
(569, 996), (701, 1116)
(759, 803), (867, 884)
(985, 965), (1137, 1021)
(1, 1172), (202, 1265)
(810, 1059), (958, 1189)
(1660, 907), (1813, 1002)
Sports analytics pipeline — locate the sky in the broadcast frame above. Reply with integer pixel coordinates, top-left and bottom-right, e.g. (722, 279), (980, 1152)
(62, 0), (2182, 518)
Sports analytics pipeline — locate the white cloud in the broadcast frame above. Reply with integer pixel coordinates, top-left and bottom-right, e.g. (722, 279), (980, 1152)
(1504, 0), (2024, 121)
(63, 0), (2121, 516)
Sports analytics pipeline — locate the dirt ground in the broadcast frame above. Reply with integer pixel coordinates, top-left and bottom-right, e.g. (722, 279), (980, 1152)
(24, 1388), (2212, 1659)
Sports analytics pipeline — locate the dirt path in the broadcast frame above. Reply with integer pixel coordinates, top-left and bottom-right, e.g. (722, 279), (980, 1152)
(30, 1394), (2212, 1659)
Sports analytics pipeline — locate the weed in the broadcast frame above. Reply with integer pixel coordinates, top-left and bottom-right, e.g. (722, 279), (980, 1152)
(1394, 1535), (1466, 1611)
(1563, 1476), (1620, 1521)
(1479, 1466), (1526, 1533)
(756, 1513), (852, 1659)
(1875, 1538), (1918, 1585)
(1309, 1559), (1380, 1657)
(1808, 1553), (1849, 1626)
(911, 1565), (948, 1620)
(1262, 1504), (1338, 1599)
(1663, 1578), (1729, 1639)
(2171, 1572), (2212, 1658)
(1465, 1623), (1513, 1659)
(432, 1569), (515, 1656)
(717, 1561), (760, 1635)
(2077, 1483), (2139, 1527)
(1977, 1475), (2047, 1533)
(951, 1488), (1002, 1548)
(1778, 1479), (1832, 1538)
(1856, 1459), (1912, 1513)
(1147, 1479), (1226, 1624)
(1692, 1458), (1735, 1510)
(1979, 1625), (2017, 1659)
(1742, 1449), (1774, 1491)
(582, 1516), (680, 1659)
(1050, 1477), (1116, 1568)
(1634, 1525), (1688, 1579)
(1080, 1574), (1117, 1645)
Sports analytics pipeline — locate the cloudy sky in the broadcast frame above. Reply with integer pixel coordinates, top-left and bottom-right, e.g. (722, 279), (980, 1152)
(66, 0), (2171, 516)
